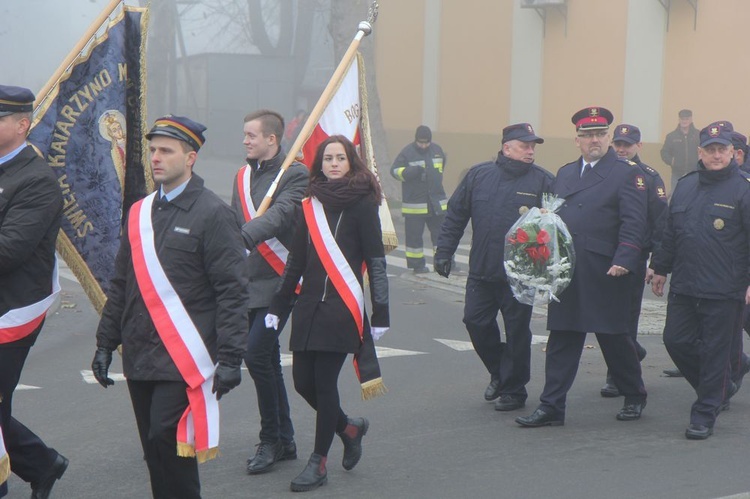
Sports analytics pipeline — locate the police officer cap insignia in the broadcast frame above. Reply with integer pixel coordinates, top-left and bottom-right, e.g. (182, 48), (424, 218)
(571, 106), (613, 131)
(0, 85), (35, 117)
(147, 115), (207, 151)
(613, 123), (641, 144)
(502, 123), (544, 144)
(700, 122), (733, 148)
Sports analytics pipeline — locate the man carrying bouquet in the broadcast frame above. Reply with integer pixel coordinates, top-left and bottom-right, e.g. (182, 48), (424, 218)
(435, 123), (554, 411)
(516, 107), (649, 428)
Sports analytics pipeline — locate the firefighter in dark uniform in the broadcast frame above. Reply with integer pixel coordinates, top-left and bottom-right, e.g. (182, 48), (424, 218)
(92, 116), (250, 497)
(730, 131), (750, 388)
(391, 125), (449, 273)
(0, 85), (68, 499)
(516, 107), (648, 428)
(651, 122), (750, 440)
(598, 124), (668, 397)
(661, 109), (699, 193)
(434, 123), (554, 410)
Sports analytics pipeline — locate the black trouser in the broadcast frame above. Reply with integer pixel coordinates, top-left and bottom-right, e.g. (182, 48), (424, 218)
(463, 277), (533, 399)
(404, 214), (444, 269)
(0, 336), (58, 486)
(292, 351), (349, 457)
(663, 293), (740, 427)
(128, 380), (200, 499)
(539, 330), (646, 416)
(244, 307), (294, 445)
(730, 304), (750, 382)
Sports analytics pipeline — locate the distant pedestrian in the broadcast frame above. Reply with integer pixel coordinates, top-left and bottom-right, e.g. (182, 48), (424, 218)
(660, 109), (699, 193)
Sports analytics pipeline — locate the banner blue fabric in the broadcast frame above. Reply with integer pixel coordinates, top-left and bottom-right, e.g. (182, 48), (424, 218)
(28, 6), (150, 312)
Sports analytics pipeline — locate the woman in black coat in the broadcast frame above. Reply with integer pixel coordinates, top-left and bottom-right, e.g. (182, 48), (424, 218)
(267, 135), (390, 492)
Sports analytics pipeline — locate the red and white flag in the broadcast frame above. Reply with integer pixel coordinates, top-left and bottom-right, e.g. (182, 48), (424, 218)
(297, 53), (397, 252)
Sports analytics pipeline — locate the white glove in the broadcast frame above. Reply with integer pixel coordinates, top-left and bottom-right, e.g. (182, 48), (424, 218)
(265, 313), (280, 330)
(371, 327), (389, 341)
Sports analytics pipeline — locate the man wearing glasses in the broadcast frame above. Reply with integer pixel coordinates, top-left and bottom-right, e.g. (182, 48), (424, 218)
(516, 107), (649, 428)
(390, 125), (450, 274)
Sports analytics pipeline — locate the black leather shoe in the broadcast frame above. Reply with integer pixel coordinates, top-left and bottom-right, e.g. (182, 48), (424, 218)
(290, 453), (327, 492)
(600, 374), (620, 398)
(277, 440), (298, 461)
(515, 408), (564, 427)
(31, 453), (68, 499)
(685, 424), (713, 440)
(494, 395), (525, 411)
(616, 400), (646, 421)
(663, 368), (683, 377)
(484, 378), (501, 401)
(247, 441), (281, 475)
(337, 417), (368, 471)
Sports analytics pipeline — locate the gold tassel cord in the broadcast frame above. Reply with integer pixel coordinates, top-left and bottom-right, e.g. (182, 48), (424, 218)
(361, 377), (388, 400)
(177, 443), (220, 464)
(0, 454), (9, 487)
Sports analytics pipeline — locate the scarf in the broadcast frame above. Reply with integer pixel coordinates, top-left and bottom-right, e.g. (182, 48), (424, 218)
(308, 176), (375, 210)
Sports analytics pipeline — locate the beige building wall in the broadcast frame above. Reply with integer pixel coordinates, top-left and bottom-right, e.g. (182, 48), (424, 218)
(376, 0), (750, 194)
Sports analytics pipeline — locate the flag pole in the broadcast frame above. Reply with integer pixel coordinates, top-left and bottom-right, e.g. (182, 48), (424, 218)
(255, 1), (379, 217)
(34, 0), (122, 108)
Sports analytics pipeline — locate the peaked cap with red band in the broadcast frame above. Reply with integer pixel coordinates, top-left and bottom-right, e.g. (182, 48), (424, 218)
(146, 115), (207, 151)
(571, 106), (614, 131)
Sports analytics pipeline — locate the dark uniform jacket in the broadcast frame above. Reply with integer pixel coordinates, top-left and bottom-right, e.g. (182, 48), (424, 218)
(651, 162), (750, 301)
(0, 146), (63, 348)
(390, 142), (447, 217)
(435, 153), (555, 281)
(632, 154), (668, 254)
(547, 147), (647, 334)
(660, 125), (699, 180)
(96, 175), (250, 380)
(230, 148), (308, 309)
(269, 197), (389, 354)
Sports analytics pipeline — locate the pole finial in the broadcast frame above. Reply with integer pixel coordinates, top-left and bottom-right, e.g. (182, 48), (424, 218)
(367, 1), (379, 25)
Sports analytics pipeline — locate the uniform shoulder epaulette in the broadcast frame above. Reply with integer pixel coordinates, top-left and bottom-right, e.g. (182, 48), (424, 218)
(738, 169), (750, 182)
(638, 163), (660, 177)
(677, 170), (699, 182)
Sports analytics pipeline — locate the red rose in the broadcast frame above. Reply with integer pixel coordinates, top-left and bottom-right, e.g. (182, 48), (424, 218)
(537, 244), (551, 262)
(516, 228), (529, 243)
(525, 246), (539, 262)
(536, 229), (550, 245)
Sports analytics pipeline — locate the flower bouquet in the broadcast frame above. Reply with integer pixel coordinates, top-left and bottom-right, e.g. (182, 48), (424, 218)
(503, 195), (575, 306)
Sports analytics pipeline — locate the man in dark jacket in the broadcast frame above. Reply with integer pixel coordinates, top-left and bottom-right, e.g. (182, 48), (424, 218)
(651, 122), (750, 440)
(231, 109), (307, 474)
(435, 123), (554, 410)
(598, 124), (668, 397)
(391, 125), (449, 273)
(0, 85), (67, 499)
(92, 116), (249, 498)
(661, 109), (699, 194)
(516, 107), (649, 428)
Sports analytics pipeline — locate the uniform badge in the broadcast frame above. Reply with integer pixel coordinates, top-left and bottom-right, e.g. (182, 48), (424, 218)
(590, 108), (599, 117)
(635, 175), (646, 190)
(620, 126), (629, 135)
(519, 206), (529, 215)
(174, 226), (191, 234)
(657, 187), (667, 198)
(714, 219), (725, 230)
(709, 126), (720, 137)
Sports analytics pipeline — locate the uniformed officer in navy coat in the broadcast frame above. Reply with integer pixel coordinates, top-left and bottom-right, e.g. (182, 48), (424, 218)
(516, 107), (649, 428)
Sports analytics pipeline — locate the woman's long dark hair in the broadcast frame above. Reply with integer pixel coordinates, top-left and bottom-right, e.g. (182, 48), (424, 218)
(307, 135), (382, 204)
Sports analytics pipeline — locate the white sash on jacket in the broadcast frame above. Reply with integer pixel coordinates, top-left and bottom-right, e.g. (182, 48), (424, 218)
(0, 258), (60, 344)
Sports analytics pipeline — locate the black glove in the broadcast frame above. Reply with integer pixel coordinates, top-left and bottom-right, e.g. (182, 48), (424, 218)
(91, 347), (114, 388)
(212, 362), (242, 400)
(434, 257), (452, 278)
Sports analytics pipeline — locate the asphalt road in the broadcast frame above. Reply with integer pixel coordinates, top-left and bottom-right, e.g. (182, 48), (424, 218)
(4, 264), (750, 499)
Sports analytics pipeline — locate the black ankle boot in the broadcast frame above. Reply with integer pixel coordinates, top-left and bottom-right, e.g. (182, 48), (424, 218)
(290, 453), (327, 492)
(337, 417), (369, 471)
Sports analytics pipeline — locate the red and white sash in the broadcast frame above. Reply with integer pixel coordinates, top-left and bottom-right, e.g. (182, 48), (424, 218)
(302, 197), (364, 335)
(0, 259), (60, 344)
(237, 165), (291, 275)
(0, 425), (8, 488)
(129, 192), (220, 463)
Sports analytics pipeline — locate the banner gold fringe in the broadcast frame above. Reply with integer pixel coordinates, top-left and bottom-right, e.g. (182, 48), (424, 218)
(358, 53), (398, 254)
(176, 443), (220, 464)
(0, 453), (9, 487)
(361, 377), (388, 400)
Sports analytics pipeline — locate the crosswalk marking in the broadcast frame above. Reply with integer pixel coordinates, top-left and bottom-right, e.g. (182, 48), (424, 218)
(436, 336), (548, 352)
(81, 369), (127, 384)
(16, 384), (41, 391)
